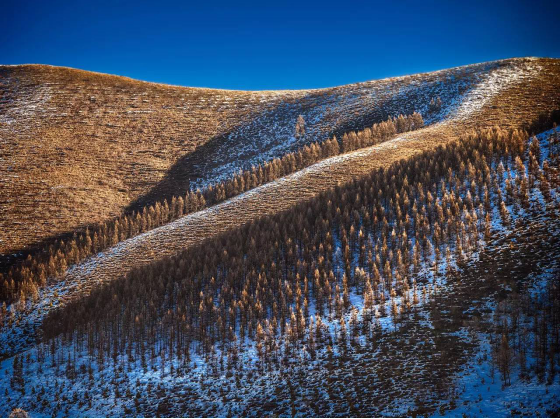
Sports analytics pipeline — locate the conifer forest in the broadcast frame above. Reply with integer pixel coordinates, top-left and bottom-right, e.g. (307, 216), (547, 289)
(1, 48), (560, 417)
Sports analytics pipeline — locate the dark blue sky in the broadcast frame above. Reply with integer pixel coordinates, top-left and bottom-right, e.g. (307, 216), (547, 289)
(2, 0), (559, 90)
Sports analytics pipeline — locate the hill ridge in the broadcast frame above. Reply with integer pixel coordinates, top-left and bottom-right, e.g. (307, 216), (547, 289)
(0, 56), (538, 92)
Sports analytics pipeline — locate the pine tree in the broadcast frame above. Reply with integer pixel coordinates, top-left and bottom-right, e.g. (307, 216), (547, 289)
(295, 115), (306, 138)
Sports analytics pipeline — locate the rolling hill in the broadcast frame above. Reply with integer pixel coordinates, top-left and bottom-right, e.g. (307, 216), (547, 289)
(2, 58), (557, 265)
(1, 57), (560, 417)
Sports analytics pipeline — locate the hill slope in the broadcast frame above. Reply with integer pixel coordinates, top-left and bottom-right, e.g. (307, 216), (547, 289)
(1, 58), (560, 417)
(2, 57), (559, 359)
(2, 58), (553, 262)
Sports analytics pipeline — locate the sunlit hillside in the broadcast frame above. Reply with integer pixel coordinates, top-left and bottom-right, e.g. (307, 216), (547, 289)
(1, 57), (560, 417)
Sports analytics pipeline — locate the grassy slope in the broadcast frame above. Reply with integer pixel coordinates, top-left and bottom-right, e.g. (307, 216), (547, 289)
(0, 65), (297, 257)
(1, 58), (559, 361)
(53, 58), (560, 289)
(0, 58), (538, 261)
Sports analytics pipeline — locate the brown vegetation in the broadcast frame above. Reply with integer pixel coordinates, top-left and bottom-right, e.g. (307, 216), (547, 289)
(15, 122), (555, 417)
(1, 57), (559, 359)
(1, 58), (548, 263)
(40, 126), (558, 369)
(0, 65), (293, 256)
(1, 57), (560, 416)
(0, 113), (423, 302)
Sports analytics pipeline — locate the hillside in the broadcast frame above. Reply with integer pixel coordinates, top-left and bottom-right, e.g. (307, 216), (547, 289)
(2, 58), (554, 265)
(0, 58), (560, 417)
(3, 120), (560, 417)
(0, 65), (295, 260)
(1, 56), (559, 355)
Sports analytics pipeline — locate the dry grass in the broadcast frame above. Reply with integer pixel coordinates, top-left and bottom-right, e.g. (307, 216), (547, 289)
(0, 59), (537, 261)
(0, 65), (298, 257)
(52, 58), (560, 298)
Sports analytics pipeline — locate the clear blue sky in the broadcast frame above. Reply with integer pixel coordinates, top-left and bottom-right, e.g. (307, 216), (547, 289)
(2, 0), (559, 90)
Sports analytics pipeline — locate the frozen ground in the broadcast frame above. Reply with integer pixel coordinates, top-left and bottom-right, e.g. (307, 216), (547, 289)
(186, 58), (541, 190)
(0, 59), (558, 417)
(1, 181), (558, 417)
(0, 59), (545, 360)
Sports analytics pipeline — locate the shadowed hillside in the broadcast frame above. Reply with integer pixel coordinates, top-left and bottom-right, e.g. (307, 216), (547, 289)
(1, 57), (560, 417)
(1, 59), (547, 264)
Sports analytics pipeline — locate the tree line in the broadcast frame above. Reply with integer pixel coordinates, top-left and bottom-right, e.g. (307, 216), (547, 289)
(3, 121), (558, 416)
(28, 124), (558, 382)
(0, 112), (423, 304)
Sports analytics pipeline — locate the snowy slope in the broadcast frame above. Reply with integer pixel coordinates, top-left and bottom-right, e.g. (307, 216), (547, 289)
(1, 129), (558, 418)
(181, 59), (541, 190)
(0, 58), (545, 360)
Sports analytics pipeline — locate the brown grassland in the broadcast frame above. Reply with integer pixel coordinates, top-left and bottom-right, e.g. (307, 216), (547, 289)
(47, 58), (560, 291)
(3, 58), (555, 264)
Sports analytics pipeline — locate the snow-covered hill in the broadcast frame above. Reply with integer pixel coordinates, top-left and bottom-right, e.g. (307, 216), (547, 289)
(1, 126), (559, 418)
(1, 58), (560, 418)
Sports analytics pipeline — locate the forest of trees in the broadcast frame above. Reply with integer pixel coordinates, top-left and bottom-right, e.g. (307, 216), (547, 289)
(13, 123), (552, 387)
(0, 113), (424, 304)
(2, 118), (559, 416)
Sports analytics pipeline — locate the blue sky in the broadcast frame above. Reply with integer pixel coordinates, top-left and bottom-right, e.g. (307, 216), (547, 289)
(2, 0), (559, 90)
